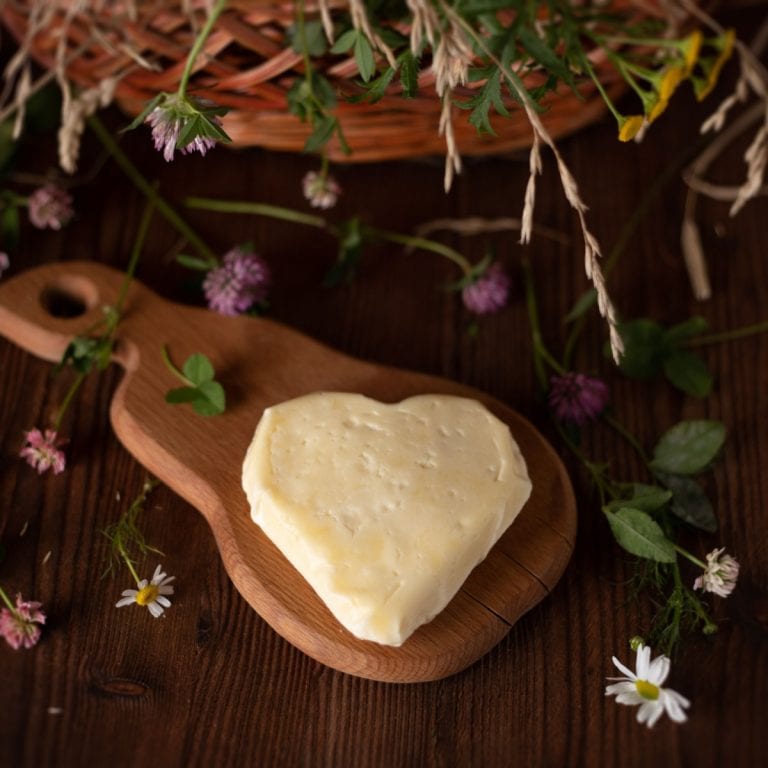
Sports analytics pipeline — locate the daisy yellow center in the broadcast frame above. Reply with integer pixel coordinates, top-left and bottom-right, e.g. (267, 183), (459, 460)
(635, 679), (660, 700)
(136, 584), (159, 606)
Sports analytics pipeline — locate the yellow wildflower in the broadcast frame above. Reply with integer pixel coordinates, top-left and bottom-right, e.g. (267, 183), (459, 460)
(618, 115), (644, 142)
(682, 30), (703, 75)
(648, 98), (669, 124)
(695, 29), (737, 101)
(659, 66), (685, 101)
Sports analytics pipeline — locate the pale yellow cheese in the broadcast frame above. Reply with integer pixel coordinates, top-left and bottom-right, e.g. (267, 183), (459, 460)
(241, 392), (532, 646)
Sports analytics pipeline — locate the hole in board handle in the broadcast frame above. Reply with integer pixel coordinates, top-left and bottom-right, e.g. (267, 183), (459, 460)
(40, 275), (99, 319)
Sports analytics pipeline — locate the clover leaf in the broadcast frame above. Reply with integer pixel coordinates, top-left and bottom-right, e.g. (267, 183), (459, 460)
(616, 316), (713, 397)
(162, 348), (226, 417)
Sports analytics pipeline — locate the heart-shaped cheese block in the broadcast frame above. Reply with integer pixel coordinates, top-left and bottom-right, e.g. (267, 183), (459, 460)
(241, 392), (532, 646)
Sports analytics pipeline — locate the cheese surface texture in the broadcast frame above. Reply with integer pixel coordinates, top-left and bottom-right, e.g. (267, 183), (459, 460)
(241, 392), (532, 646)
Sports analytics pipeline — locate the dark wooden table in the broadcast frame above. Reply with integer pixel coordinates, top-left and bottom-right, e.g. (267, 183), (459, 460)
(1, 22), (767, 768)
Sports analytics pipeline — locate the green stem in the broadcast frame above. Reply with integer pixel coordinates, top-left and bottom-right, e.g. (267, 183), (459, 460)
(674, 544), (707, 569)
(178, 0), (228, 99)
(161, 345), (193, 386)
(0, 584), (16, 613)
(53, 371), (87, 431)
(185, 196), (329, 229)
(117, 539), (142, 586)
(687, 320), (768, 347)
(522, 259), (554, 389)
(185, 197), (474, 275)
(602, 412), (650, 464)
(87, 115), (218, 265)
(114, 197), (156, 317)
(580, 51), (624, 122)
(362, 226), (472, 275)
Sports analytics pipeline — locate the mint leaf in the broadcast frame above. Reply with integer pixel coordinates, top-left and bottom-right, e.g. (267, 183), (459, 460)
(604, 507), (677, 563)
(650, 420), (726, 475)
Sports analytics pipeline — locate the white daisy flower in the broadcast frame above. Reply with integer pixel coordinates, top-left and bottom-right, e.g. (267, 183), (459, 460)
(693, 547), (740, 597)
(605, 644), (690, 728)
(115, 565), (175, 618)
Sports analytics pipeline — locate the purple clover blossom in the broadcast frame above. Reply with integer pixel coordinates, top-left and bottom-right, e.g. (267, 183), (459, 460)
(203, 247), (271, 316)
(0, 252), (9, 279)
(0, 594), (46, 650)
(27, 184), (74, 230)
(145, 95), (223, 162)
(302, 170), (342, 209)
(548, 372), (609, 426)
(20, 428), (67, 475)
(462, 262), (510, 315)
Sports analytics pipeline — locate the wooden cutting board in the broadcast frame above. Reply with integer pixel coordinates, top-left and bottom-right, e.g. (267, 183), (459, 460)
(0, 261), (576, 682)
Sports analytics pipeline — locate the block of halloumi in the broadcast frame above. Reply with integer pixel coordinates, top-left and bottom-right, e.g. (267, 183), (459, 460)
(241, 392), (532, 646)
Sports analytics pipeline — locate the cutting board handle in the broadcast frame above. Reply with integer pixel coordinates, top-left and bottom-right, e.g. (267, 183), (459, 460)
(0, 261), (128, 364)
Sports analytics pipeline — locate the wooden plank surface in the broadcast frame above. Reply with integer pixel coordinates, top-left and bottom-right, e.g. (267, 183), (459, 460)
(1, 18), (767, 764)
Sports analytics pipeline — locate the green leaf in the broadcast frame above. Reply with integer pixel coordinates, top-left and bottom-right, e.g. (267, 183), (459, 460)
(517, 26), (576, 91)
(324, 217), (363, 286)
(288, 20), (328, 57)
(564, 288), (597, 323)
(457, 69), (509, 136)
(605, 484), (672, 513)
(650, 420), (726, 475)
(398, 50), (418, 98)
(165, 386), (201, 404)
(330, 29), (358, 54)
(0, 202), (20, 251)
(192, 380), (226, 416)
(176, 253), (218, 271)
(122, 93), (165, 133)
(663, 349), (712, 398)
(304, 115), (337, 154)
(183, 353), (215, 385)
(350, 66), (395, 104)
(354, 34), (376, 82)
(616, 319), (666, 378)
(663, 316), (708, 346)
(604, 507), (677, 563)
(654, 471), (718, 533)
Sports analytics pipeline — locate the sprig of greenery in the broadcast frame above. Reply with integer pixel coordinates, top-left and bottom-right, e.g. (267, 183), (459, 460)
(523, 257), (730, 655)
(161, 348), (226, 417)
(52, 197), (155, 430)
(102, 477), (162, 580)
(184, 195), (474, 284)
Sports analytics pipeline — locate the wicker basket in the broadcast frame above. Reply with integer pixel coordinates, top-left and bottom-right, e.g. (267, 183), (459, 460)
(1, 1), (667, 162)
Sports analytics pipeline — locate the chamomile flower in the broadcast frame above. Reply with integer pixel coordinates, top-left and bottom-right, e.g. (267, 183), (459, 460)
(605, 644), (690, 728)
(115, 564), (175, 618)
